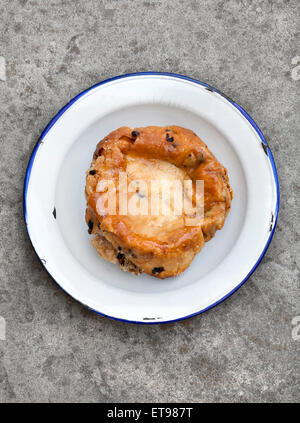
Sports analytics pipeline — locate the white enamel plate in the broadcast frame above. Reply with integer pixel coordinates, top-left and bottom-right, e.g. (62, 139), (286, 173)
(24, 73), (279, 324)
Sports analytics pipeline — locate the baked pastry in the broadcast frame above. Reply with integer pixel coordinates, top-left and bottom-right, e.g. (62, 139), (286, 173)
(85, 126), (233, 279)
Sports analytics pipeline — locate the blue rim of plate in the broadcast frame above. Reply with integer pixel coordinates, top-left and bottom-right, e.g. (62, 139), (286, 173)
(23, 71), (280, 325)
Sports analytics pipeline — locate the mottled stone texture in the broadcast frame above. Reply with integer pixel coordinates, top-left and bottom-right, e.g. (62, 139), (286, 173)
(0, 0), (299, 403)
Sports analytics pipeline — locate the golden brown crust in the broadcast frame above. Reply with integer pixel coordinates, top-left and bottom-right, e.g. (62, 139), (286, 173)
(85, 126), (233, 278)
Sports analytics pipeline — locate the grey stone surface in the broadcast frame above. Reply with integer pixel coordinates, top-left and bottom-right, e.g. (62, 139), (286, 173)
(0, 0), (299, 403)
